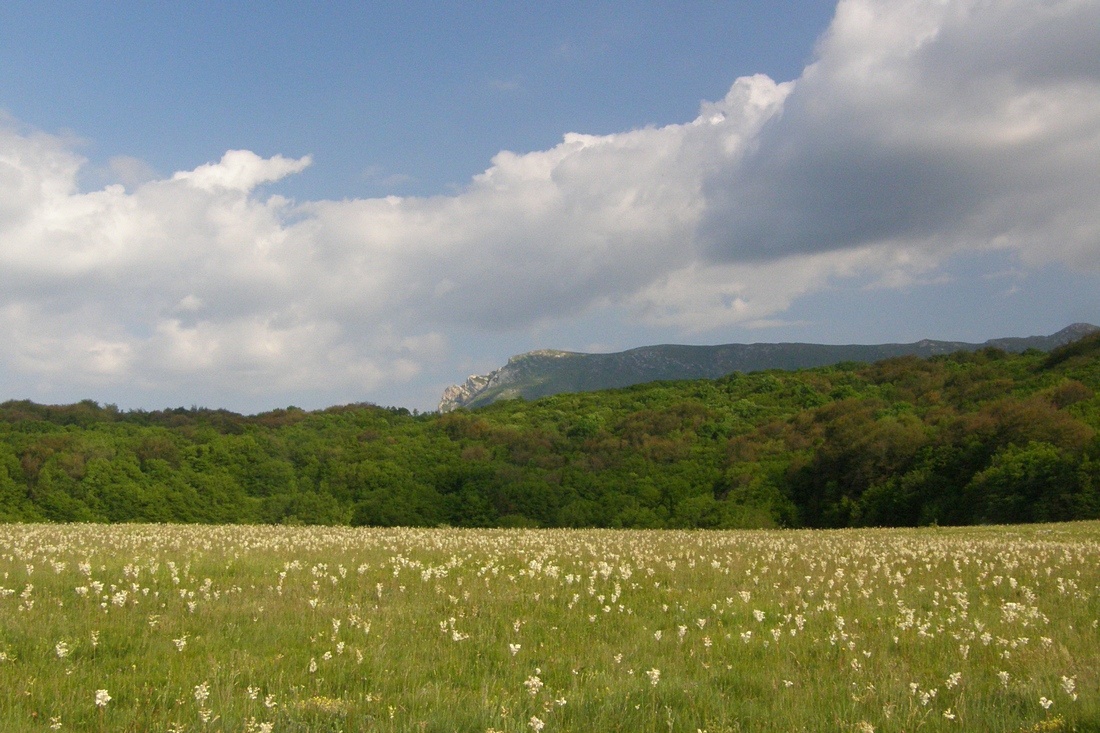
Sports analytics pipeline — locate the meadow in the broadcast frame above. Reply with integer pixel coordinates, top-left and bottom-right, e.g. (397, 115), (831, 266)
(1, 522), (1097, 732)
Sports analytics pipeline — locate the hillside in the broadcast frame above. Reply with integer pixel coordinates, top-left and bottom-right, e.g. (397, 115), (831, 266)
(439, 323), (1099, 411)
(3, 331), (1100, 529)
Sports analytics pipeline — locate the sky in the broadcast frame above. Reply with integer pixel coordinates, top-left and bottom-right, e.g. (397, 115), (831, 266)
(1, 1), (1099, 414)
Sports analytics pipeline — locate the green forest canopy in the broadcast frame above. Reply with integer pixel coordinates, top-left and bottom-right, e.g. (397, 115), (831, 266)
(3, 333), (1100, 529)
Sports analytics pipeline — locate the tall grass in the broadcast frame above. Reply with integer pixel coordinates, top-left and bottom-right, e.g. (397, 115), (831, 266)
(1, 522), (1097, 732)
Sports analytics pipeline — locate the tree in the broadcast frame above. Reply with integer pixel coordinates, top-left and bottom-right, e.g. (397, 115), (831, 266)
(967, 442), (1081, 523)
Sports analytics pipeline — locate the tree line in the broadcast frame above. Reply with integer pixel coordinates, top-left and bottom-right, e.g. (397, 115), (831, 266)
(2, 334), (1100, 528)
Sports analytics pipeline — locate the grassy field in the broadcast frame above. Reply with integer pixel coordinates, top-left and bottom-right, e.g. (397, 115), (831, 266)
(1, 523), (1097, 732)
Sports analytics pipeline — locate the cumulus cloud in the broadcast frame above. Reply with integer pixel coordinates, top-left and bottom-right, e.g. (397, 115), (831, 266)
(1, 0), (1098, 407)
(700, 0), (1100, 266)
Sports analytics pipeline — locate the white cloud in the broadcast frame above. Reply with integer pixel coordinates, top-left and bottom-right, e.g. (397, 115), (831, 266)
(700, 0), (1100, 267)
(106, 156), (160, 190)
(172, 150), (311, 192)
(1, 0), (1098, 408)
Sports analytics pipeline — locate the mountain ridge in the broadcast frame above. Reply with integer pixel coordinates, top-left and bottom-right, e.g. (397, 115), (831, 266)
(439, 323), (1100, 411)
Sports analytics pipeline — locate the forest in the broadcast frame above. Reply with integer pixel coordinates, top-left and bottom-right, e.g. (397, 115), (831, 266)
(2, 333), (1100, 529)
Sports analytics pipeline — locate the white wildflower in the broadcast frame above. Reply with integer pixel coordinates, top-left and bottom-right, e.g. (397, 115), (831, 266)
(193, 681), (210, 705)
(524, 675), (543, 696)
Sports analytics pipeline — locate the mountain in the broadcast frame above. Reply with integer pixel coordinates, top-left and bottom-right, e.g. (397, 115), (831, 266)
(439, 323), (1100, 411)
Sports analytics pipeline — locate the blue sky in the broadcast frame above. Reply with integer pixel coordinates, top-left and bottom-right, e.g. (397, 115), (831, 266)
(1, 0), (1099, 412)
(1, 2), (834, 199)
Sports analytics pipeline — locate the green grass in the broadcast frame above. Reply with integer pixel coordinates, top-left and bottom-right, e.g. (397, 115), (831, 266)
(1, 522), (1098, 732)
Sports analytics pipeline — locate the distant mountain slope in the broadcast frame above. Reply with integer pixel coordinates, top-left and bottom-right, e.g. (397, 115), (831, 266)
(439, 323), (1099, 411)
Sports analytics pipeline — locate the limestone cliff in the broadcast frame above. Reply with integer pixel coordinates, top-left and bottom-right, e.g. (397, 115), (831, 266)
(438, 350), (578, 411)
